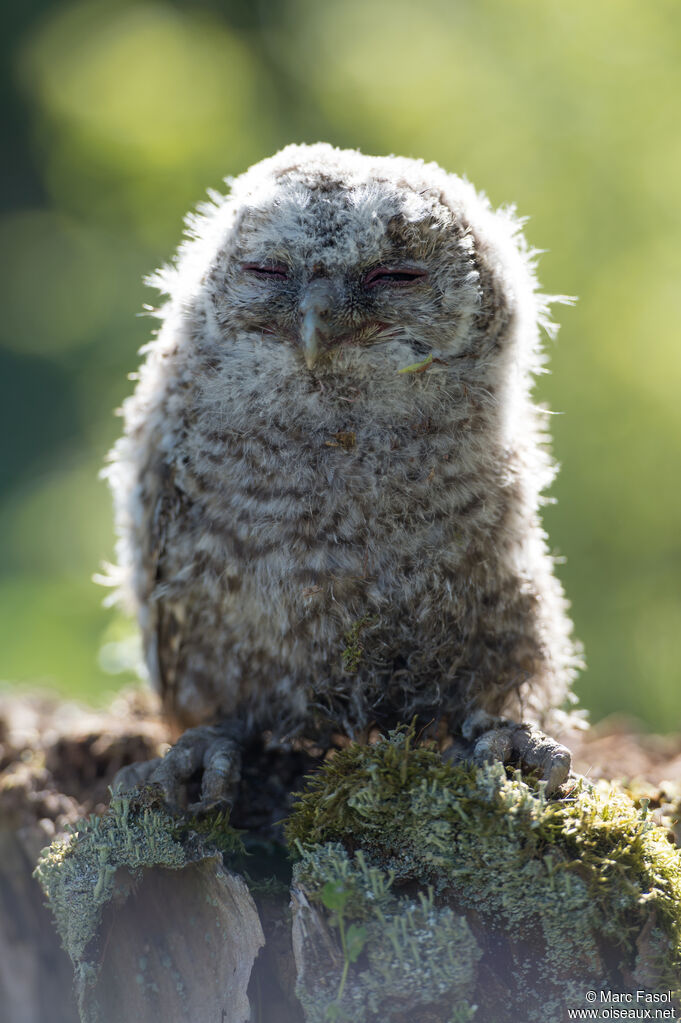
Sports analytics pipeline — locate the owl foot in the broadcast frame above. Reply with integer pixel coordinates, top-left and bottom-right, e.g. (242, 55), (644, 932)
(453, 710), (572, 794)
(112, 723), (242, 814)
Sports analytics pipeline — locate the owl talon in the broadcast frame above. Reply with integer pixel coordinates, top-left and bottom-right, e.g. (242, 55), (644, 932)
(461, 711), (571, 794)
(192, 734), (242, 814)
(112, 724), (242, 814)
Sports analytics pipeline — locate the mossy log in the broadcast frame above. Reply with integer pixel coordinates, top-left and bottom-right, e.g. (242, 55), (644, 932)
(0, 690), (166, 1023)
(1, 690), (681, 1023)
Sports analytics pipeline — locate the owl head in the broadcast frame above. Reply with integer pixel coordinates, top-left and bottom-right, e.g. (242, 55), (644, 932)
(150, 144), (558, 404)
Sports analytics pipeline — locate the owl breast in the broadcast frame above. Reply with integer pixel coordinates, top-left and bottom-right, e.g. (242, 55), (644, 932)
(155, 349), (520, 732)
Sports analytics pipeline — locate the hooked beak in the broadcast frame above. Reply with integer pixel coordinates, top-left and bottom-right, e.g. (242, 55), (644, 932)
(299, 278), (338, 369)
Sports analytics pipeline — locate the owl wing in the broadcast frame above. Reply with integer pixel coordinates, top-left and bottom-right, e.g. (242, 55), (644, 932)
(140, 462), (188, 719)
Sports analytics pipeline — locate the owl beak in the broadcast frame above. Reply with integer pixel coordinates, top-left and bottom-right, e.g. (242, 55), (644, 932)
(299, 279), (337, 369)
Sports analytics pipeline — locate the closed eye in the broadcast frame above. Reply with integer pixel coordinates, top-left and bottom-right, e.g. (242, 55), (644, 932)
(364, 266), (428, 288)
(242, 263), (289, 280)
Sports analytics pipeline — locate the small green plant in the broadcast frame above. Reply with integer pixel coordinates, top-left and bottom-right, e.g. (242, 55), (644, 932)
(319, 879), (368, 1020)
(293, 841), (479, 1023)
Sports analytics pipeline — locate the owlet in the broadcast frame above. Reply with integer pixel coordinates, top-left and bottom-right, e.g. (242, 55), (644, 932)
(106, 143), (581, 809)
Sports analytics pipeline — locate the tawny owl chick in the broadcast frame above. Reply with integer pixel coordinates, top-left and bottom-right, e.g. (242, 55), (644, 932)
(107, 143), (580, 809)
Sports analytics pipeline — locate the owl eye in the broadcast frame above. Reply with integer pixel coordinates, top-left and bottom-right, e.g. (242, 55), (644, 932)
(364, 266), (428, 288)
(242, 263), (289, 280)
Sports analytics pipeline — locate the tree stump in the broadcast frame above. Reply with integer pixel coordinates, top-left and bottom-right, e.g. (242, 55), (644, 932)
(1, 688), (680, 1023)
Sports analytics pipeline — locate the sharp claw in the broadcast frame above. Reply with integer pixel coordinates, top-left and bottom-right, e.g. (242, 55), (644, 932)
(200, 739), (241, 809)
(541, 748), (571, 793)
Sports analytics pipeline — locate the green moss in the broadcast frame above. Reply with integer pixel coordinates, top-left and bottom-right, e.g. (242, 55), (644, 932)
(173, 807), (245, 859)
(341, 615), (378, 673)
(33, 729), (681, 1023)
(287, 728), (681, 1021)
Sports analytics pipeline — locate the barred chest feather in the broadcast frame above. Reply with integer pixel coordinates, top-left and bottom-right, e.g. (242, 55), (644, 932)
(150, 346), (537, 732)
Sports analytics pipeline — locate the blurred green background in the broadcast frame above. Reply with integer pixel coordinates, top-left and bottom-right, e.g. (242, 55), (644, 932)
(1, 0), (680, 728)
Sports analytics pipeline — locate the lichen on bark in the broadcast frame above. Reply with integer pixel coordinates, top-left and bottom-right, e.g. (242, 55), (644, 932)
(287, 728), (681, 1022)
(34, 786), (259, 1023)
(292, 842), (480, 1022)
(29, 718), (681, 1023)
